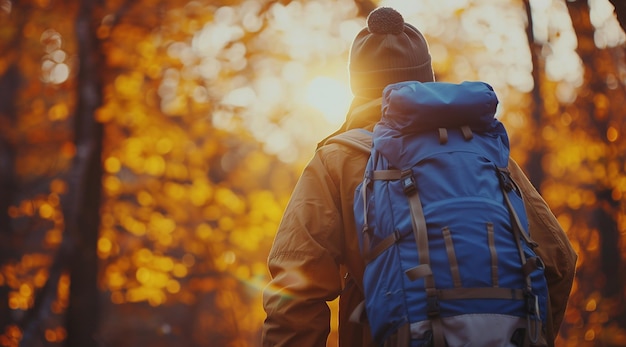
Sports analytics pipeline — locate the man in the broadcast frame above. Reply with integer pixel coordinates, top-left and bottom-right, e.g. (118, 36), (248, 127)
(262, 7), (577, 347)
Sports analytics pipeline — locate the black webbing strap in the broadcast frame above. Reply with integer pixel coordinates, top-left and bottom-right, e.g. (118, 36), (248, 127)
(522, 257), (543, 277)
(497, 167), (538, 248)
(497, 167), (543, 345)
(441, 226), (462, 288)
(360, 176), (371, 256)
(438, 126), (473, 144)
(438, 128), (448, 144)
(461, 125), (473, 140)
(384, 323), (411, 347)
(372, 169), (402, 180)
(437, 287), (525, 301)
(364, 230), (402, 264)
(400, 170), (446, 347)
(486, 222), (499, 287)
(361, 169), (404, 263)
(405, 264), (433, 282)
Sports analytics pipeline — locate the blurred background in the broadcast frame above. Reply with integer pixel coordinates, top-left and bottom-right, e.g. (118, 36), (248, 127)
(1, 0), (626, 346)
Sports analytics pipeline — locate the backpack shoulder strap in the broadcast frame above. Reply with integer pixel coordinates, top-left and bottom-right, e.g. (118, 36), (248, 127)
(323, 128), (372, 154)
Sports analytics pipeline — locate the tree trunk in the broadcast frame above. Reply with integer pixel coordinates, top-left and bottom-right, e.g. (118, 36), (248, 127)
(523, 0), (546, 189)
(566, 0), (625, 327)
(63, 0), (105, 345)
(0, 1), (29, 335)
(0, 58), (19, 340)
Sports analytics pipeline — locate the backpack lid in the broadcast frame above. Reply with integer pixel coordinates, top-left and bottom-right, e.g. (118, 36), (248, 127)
(374, 81), (510, 169)
(380, 81), (499, 133)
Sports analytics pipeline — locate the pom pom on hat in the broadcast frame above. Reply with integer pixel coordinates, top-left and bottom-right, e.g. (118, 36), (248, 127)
(349, 7), (434, 98)
(367, 7), (405, 34)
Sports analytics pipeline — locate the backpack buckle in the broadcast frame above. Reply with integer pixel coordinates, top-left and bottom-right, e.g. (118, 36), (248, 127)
(426, 296), (440, 317)
(400, 170), (417, 196)
(524, 290), (540, 318)
(524, 290), (543, 344)
(497, 167), (518, 193)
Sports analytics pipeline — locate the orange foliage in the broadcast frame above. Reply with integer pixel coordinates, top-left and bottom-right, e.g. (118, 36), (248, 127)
(2, 0), (626, 346)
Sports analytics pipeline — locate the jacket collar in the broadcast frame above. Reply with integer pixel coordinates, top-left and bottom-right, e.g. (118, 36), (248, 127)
(317, 97), (382, 149)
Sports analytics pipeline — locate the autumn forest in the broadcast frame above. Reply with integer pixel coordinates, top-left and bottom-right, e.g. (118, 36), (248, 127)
(1, 0), (626, 346)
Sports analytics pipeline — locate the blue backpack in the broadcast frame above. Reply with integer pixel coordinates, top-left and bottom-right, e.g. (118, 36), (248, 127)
(331, 81), (548, 347)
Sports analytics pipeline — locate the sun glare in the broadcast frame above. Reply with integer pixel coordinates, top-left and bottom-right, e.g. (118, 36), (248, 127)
(306, 76), (352, 125)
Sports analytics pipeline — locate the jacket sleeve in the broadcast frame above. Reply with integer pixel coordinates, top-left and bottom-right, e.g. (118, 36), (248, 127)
(508, 158), (578, 343)
(262, 149), (345, 347)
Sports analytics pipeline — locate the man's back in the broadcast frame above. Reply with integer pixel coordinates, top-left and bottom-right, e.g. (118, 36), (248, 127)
(262, 7), (576, 347)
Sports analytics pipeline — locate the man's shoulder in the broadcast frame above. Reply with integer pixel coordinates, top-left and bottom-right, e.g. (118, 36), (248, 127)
(320, 129), (372, 155)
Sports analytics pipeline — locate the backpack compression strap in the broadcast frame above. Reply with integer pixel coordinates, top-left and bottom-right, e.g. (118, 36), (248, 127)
(400, 169), (446, 347)
(497, 167), (546, 346)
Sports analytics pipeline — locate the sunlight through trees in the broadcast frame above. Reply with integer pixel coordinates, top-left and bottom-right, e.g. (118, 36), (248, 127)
(1, 0), (626, 346)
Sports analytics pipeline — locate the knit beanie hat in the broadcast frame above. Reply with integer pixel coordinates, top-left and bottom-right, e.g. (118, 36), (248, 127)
(349, 7), (435, 98)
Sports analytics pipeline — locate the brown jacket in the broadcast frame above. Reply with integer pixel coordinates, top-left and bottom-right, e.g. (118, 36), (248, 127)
(262, 99), (577, 347)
